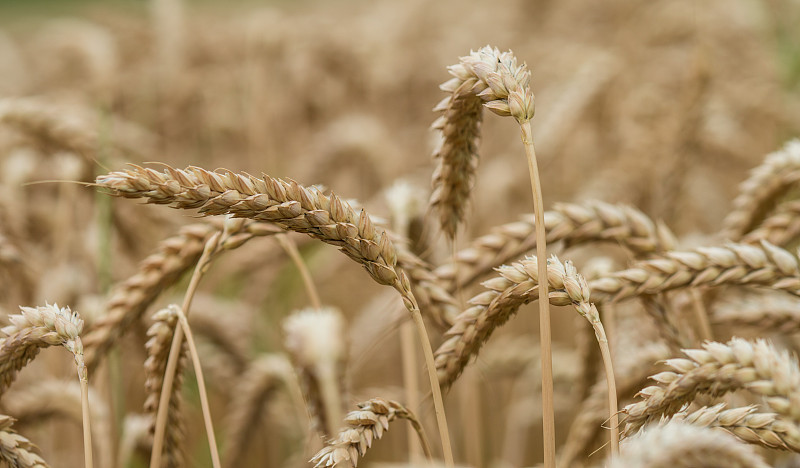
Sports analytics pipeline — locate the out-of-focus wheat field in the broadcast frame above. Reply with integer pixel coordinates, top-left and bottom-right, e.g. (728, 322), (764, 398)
(2, 0), (800, 467)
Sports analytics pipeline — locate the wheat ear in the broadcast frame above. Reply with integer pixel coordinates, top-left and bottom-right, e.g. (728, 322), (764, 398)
(672, 403), (800, 452)
(223, 355), (293, 468)
(722, 138), (800, 239)
(0, 415), (49, 468)
(434, 201), (675, 290)
(609, 421), (769, 468)
(83, 218), (281, 371)
(97, 164), (455, 466)
(143, 306), (186, 468)
(742, 199), (800, 246)
(310, 398), (432, 468)
(712, 294), (800, 335)
(284, 307), (347, 438)
(622, 338), (800, 437)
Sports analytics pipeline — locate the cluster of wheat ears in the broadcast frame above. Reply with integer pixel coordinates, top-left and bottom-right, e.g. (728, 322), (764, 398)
(2, 1), (800, 467)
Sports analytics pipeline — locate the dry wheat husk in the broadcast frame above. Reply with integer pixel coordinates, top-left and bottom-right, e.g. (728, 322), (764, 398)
(622, 338), (800, 441)
(0, 415), (49, 468)
(223, 354), (293, 468)
(608, 421), (769, 468)
(0, 304), (84, 396)
(143, 305), (186, 468)
(434, 200), (675, 290)
(722, 139), (800, 240)
(310, 398), (429, 468)
(672, 403), (800, 452)
(743, 199), (800, 247)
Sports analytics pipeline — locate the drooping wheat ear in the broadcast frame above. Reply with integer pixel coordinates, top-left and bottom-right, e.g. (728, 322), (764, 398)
(143, 306), (186, 468)
(430, 45), (533, 238)
(310, 398), (432, 468)
(558, 344), (669, 468)
(0, 415), (49, 468)
(722, 139), (800, 240)
(223, 355), (292, 468)
(83, 218), (281, 371)
(5, 380), (112, 468)
(283, 307), (347, 438)
(434, 201), (676, 290)
(672, 403), (800, 452)
(609, 421), (770, 468)
(0, 304), (84, 396)
(742, 199), (800, 246)
(622, 338), (800, 437)
(712, 294), (800, 335)
(589, 240), (800, 301)
(97, 164), (455, 465)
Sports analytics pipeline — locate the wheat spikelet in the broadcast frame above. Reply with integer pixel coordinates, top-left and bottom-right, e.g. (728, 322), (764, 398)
(143, 305), (186, 468)
(0, 415), (49, 468)
(223, 355), (292, 468)
(672, 403), (800, 452)
(609, 421), (769, 468)
(742, 199), (800, 246)
(310, 398), (429, 468)
(83, 218), (280, 371)
(0, 304), (83, 396)
(430, 45), (534, 238)
(722, 139), (800, 240)
(622, 338), (800, 437)
(434, 201), (675, 290)
(283, 307), (347, 438)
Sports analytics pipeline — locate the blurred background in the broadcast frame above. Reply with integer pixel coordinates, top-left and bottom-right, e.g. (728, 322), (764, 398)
(1, 0), (800, 466)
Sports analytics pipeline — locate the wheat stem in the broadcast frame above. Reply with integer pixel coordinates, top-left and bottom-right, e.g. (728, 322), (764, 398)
(77, 353), (94, 468)
(520, 121), (554, 468)
(593, 324), (619, 456)
(174, 307), (221, 468)
(400, 320), (422, 464)
(276, 233), (321, 310)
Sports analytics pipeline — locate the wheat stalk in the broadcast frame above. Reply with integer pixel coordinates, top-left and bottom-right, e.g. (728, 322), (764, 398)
(310, 398), (432, 468)
(722, 138), (800, 240)
(0, 415), (49, 468)
(609, 421), (770, 468)
(622, 338), (800, 437)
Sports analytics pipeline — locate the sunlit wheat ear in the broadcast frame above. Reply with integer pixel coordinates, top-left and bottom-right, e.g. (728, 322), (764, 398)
(722, 138), (800, 240)
(672, 403), (800, 452)
(310, 398), (432, 468)
(143, 306), (186, 468)
(0, 414), (50, 468)
(283, 307), (347, 438)
(224, 355), (293, 468)
(622, 338), (800, 437)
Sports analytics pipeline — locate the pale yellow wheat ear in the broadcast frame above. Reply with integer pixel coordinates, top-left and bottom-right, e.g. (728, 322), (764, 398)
(0, 304), (92, 468)
(0, 414), (50, 468)
(283, 307), (347, 439)
(609, 421), (769, 468)
(310, 398), (432, 468)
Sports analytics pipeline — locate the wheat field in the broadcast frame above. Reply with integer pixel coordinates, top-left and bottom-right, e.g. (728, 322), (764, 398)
(2, 0), (800, 467)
